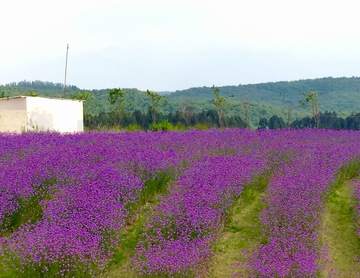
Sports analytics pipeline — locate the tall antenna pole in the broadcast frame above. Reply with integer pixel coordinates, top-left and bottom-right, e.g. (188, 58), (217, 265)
(63, 44), (69, 98)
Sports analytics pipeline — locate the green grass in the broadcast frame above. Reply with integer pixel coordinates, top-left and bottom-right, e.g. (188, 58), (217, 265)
(103, 209), (148, 278)
(0, 178), (57, 237)
(319, 159), (360, 277)
(1, 195), (44, 234)
(139, 170), (174, 206)
(5, 158), (360, 278)
(208, 174), (270, 277)
(0, 171), (174, 278)
(333, 158), (360, 185)
(0, 263), (15, 278)
(320, 181), (360, 277)
(104, 170), (175, 277)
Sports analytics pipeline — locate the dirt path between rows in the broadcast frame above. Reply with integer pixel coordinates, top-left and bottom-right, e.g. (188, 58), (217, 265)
(320, 180), (360, 277)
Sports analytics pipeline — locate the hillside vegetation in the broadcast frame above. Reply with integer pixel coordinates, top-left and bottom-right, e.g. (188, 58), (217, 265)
(171, 77), (360, 112)
(1, 77), (360, 128)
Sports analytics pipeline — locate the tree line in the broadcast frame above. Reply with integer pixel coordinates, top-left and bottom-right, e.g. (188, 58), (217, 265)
(77, 87), (360, 131)
(259, 112), (360, 130)
(2, 81), (360, 131)
(77, 87), (246, 130)
(84, 107), (360, 131)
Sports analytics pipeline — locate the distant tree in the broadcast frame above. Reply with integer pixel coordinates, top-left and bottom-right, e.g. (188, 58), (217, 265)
(108, 88), (126, 127)
(268, 115), (285, 129)
(168, 110), (183, 126)
(182, 105), (196, 127)
(133, 109), (148, 129)
(206, 109), (219, 127)
(197, 110), (207, 125)
(226, 115), (246, 128)
(299, 91), (320, 128)
(211, 85), (226, 128)
(178, 91), (196, 127)
(146, 90), (166, 124)
(346, 113), (360, 130)
(319, 111), (342, 129)
(70, 91), (97, 127)
(279, 92), (293, 127)
(241, 99), (250, 128)
(338, 117), (347, 130)
(258, 117), (268, 129)
(291, 116), (314, 129)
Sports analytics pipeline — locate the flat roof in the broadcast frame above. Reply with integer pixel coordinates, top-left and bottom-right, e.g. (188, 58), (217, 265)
(0, 96), (83, 102)
(0, 96), (26, 100)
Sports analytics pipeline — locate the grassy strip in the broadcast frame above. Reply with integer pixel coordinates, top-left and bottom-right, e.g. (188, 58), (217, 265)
(104, 210), (148, 278)
(138, 171), (174, 206)
(320, 159), (360, 277)
(104, 171), (175, 277)
(208, 174), (269, 278)
(320, 182), (360, 277)
(0, 257), (14, 278)
(0, 171), (175, 278)
(0, 178), (57, 237)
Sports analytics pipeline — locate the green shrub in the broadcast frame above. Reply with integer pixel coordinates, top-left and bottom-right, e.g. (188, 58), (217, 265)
(148, 120), (175, 131)
(125, 124), (142, 132)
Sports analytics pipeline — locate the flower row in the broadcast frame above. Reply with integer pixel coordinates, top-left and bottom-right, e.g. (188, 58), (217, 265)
(133, 153), (268, 276)
(249, 130), (360, 277)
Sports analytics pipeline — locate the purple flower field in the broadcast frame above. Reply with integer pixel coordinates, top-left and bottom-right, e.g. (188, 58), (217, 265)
(0, 129), (360, 277)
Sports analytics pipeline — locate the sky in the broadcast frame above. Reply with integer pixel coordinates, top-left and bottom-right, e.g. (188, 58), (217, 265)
(1, 0), (360, 92)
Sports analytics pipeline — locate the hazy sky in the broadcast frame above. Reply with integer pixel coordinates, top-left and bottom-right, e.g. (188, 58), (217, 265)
(1, 0), (360, 91)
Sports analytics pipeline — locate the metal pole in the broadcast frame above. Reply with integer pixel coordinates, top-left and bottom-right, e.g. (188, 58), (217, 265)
(63, 44), (69, 98)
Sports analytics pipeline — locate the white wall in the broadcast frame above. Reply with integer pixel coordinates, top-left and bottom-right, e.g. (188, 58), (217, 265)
(0, 97), (26, 110)
(0, 96), (84, 133)
(26, 97), (84, 132)
(0, 110), (27, 133)
(0, 98), (27, 133)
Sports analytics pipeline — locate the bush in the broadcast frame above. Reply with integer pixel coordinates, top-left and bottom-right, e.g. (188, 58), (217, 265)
(125, 124), (142, 132)
(148, 120), (175, 131)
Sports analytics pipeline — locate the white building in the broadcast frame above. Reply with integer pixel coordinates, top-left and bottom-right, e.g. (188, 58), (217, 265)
(0, 96), (84, 133)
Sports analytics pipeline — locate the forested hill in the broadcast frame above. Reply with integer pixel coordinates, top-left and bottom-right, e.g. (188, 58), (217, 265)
(0, 80), (80, 98)
(1, 77), (360, 115)
(170, 77), (360, 112)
